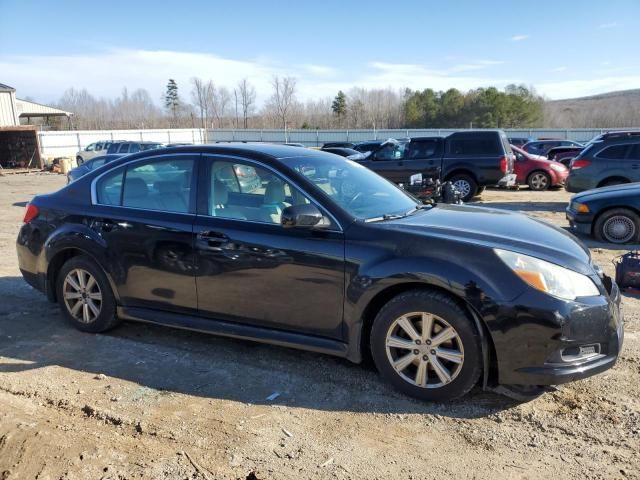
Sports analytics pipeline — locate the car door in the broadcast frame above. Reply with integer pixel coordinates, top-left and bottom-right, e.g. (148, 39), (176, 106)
(595, 144), (634, 181)
(626, 144), (640, 181)
(92, 153), (199, 314)
(193, 155), (345, 339)
(360, 143), (408, 183)
(401, 139), (442, 183)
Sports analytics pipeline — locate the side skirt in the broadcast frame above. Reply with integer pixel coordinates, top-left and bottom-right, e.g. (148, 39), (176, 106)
(117, 306), (351, 360)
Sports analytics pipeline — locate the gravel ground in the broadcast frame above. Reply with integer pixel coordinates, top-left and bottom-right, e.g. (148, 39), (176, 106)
(0, 173), (638, 480)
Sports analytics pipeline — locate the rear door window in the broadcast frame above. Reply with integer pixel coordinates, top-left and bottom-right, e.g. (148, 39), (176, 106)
(405, 140), (439, 160)
(118, 144), (130, 153)
(596, 145), (631, 159)
(129, 143), (141, 153)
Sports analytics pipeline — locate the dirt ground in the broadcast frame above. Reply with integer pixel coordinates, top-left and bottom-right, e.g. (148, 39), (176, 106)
(0, 173), (638, 480)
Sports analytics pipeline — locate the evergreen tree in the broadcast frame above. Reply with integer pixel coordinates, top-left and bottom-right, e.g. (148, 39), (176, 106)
(331, 90), (347, 126)
(164, 79), (180, 126)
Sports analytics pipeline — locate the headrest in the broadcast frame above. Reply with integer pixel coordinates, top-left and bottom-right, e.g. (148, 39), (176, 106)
(213, 180), (229, 205)
(124, 177), (148, 198)
(264, 180), (286, 204)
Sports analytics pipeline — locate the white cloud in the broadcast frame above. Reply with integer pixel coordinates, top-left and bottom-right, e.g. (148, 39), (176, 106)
(1, 48), (638, 106)
(511, 34), (529, 41)
(598, 22), (620, 29)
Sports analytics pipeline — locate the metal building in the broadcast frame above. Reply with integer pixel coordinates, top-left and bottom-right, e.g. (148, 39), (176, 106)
(0, 83), (19, 126)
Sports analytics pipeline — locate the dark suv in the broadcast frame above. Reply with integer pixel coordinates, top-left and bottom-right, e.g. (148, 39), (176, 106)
(357, 131), (516, 201)
(566, 131), (640, 193)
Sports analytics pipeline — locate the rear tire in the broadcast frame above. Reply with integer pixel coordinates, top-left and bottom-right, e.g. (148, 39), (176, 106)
(56, 255), (119, 333)
(370, 289), (482, 401)
(449, 174), (478, 202)
(527, 171), (551, 191)
(594, 208), (640, 244)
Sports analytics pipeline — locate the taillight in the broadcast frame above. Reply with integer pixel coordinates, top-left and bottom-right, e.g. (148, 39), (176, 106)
(499, 156), (508, 173)
(571, 159), (591, 170)
(23, 204), (39, 223)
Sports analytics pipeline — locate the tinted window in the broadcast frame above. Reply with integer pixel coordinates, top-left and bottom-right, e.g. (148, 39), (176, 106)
(91, 158), (107, 170)
(596, 145), (631, 159)
(629, 144), (640, 161)
(86, 143), (95, 151)
(405, 140), (438, 159)
(96, 169), (124, 205)
(122, 158), (194, 213)
(129, 143), (141, 153)
(141, 143), (163, 151)
(209, 160), (310, 224)
(118, 144), (130, 153)
(448, 136), (500, 155)
(95, 143), (103, 150)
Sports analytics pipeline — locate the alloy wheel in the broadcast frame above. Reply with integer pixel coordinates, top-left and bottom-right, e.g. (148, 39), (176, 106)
(530, 173), (549, 190)
(602, 215), (636, 243)
(452, 180), (471, 198)
(62, 268), (102, 323)
(385, 312), (464, 389)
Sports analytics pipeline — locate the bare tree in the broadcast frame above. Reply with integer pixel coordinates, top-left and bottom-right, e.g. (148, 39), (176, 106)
(233, 88), (239, 129)
(210, 86), (231, 128)
(269, 76), (297, 130)
(238, 78), (256, 129)
(190, 77), (209, 128)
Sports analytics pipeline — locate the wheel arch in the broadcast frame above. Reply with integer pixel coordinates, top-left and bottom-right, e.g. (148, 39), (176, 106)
(596, 176), (630, 188)
(591, 205), (640, 237)
(357, 282), (496, 389)
(443, 168), (478, 183)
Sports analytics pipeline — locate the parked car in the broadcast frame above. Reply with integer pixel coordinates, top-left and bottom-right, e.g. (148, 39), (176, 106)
(512, 145), (569, 190)
(356, 131), (516, 202)
(508, 136), (534, 147)
(17, 144), (622, 401)
(76, 141), (119, 165)
(322, 142), (354, 149)
(567, 183), (640, 243)
(321, 147), (367, 160)
(106, 141), (164, 155)
(565, 131), (640, 193)
(547, 145), (584, 167)
(67, 154), (123, 183)
(522, 140), (583, 156)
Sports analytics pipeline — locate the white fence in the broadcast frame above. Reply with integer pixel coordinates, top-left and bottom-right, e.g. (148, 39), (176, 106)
(38, 128), (206, 158)
(38, 127), (640, 157)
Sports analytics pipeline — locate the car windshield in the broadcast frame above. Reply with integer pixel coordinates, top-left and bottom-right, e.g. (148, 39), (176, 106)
(281, 154), (421, 221)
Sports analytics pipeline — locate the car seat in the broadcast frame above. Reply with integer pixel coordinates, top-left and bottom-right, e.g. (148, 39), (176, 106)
(260, 180), (291, 223)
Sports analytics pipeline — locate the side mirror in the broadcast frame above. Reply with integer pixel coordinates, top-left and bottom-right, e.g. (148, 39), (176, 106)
(281, 204), (330, 229)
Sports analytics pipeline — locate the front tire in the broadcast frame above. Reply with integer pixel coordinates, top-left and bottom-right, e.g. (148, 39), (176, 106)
(56, 255), (119, 333)
(449, 174), (478, 202)
(527, 171), (551, 191)
(594, 208), (640, 244)
(370, 289), (482, 401)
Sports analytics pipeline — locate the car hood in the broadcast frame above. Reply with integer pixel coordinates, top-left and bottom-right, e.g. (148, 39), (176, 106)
(572, 182), (640, 202)
(376, 204), (593, 274)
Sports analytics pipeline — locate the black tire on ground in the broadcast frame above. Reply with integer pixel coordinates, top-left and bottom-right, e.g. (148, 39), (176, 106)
(56, 255), (120, 333)
(76, 156), (84, 165)
(593, 208), (640, 244)
(527, 170), (551, 191)
(449, 174), (478, 202)
(370, 289), (482, 402)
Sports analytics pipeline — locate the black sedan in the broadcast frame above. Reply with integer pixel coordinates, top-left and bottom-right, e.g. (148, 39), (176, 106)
(67, 154), (123, 183)
(17, 144), (623, 401)
(567, 183), (640, 244)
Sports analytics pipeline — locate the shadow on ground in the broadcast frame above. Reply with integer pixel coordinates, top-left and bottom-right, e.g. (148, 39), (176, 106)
(0, 275), (516, 419)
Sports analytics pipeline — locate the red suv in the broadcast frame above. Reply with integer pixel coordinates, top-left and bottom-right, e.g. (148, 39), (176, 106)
(512, 145), (569, 190)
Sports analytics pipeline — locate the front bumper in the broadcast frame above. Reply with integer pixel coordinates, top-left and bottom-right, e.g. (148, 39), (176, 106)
(492, 275), (623, 386)
(497, 173), (517, 187)
(566, 207), (594, 236)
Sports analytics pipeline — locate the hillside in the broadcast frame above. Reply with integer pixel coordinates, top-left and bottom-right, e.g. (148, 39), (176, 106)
(544, 89), (640, 128)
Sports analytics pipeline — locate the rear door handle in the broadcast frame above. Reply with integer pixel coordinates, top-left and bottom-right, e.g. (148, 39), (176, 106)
(93, 219), (132, 232)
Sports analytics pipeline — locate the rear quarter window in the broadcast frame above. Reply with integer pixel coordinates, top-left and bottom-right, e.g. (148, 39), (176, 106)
(447, 136), (500, 155)
(96, 169), (124, 205)
(596, 145), (631, 159)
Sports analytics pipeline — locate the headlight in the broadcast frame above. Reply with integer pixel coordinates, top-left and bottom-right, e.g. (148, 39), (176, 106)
(571, 201), (590, 213)
(495, 249), (599, 300)
(550, 163), (566, 172)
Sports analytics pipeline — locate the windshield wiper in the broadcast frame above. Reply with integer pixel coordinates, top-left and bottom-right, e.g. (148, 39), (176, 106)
(364, 212), (406, 222)
(406, 204), (432, 216)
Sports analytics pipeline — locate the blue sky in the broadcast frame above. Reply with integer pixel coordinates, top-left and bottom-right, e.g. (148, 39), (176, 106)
(1, 0), (639, 104)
